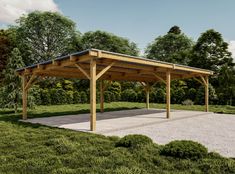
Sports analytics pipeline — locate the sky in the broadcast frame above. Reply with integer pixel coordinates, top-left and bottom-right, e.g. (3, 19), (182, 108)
(0, 0), (235, 58)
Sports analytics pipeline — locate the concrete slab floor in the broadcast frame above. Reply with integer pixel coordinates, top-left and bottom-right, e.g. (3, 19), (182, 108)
(22, 109), (235, 157)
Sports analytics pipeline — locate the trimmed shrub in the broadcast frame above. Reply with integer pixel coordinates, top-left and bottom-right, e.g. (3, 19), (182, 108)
(182, 99), (194, 105)
(160, 140), (208, 160)
(115, 134), (153, 149)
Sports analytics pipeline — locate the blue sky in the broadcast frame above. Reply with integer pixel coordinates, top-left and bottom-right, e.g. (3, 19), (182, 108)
(54, 0), (235, 52)
(0, 0), (235, 56)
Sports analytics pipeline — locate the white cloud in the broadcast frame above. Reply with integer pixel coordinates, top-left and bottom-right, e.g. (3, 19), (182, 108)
(228, 41), (235, 62)
(0, 0), (59, 24)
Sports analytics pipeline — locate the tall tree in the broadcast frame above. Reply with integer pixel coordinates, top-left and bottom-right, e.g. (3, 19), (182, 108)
(145, 26), (193, 65)
(2, 48), (24, 113)
(190, 29), (235, 105)
(190, 29), (234, 73)
(217, 65), (235, 105)
(0, 29), (16, 83)
(81, 30), (139, 56)
(15, 11), (81, 65)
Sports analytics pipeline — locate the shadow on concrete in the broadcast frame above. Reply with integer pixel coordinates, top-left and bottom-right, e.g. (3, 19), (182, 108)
(22, 109), (167, 126)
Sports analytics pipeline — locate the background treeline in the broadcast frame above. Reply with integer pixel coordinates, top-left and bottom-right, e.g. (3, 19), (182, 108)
(0, 11), (234, 112)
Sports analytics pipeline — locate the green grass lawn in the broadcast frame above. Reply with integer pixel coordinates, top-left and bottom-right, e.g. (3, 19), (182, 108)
(0, 102), (235, 173)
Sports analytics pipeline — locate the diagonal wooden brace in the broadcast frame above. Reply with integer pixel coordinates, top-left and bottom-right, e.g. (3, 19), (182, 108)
(75, 63), (90, 80)
(96, 61), (116, 80)
(152, 73), (166, 84)
(24, 74), (36, 91)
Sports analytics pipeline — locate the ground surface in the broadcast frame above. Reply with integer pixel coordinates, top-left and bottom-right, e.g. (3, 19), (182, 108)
(23, 108), (235, 157)
(1, 102), (235, 173)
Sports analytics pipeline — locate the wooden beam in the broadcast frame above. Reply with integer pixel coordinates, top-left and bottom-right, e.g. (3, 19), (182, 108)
(205, 76), (209, 112)
(22, 76), (27, 120)
(90, 58), (97, 131)
(90, 50), (213, 75)
(75, 63), (90, 80)
(166, 71), (171, 119)
(152, 73), (166, 84)
(96, 61), (116, 80)
(100, 80), (104, 113)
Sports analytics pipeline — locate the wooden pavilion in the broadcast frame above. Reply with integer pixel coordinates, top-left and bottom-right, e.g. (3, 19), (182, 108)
(16, 49), (213, 131)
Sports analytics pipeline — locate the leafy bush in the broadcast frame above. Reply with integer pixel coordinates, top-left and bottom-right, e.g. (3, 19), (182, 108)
(29, 85), (42, 105)
(115, 134), (153, 149)
(195, 85), (218, 105)
(73, 91), (81, 103)
(171, 87), (186, 104)
(182, 99), (194, 105)
(80, 91), (88, 103)
(40, 89), (51, 105)
(160, 140), (208, 160)
(154, 88), (166, 103)
(187, 88), (197, 101)
(66, 91), (74, 104)
(50, 88), (67, 105)
(104, 91), (111, 103)
(121, 89), (137, 102)
(137, 91), (145, 103)
(107, 81), (121, 100)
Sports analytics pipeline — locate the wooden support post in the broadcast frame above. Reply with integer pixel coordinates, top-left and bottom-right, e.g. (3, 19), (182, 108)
(90, 58), (97, 131)
(146, 83), (150, 109)
(100, 80), (104, 113)
(205, 76), (209, 112)
(22, 76), (27, 120)
(166, 71), (171, 119)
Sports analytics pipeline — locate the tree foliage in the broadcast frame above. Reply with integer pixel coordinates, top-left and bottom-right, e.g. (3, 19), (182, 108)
(81, 30), (139, 56)
(15, 11), (80, 65)
(145, 26), (193, 64)
(0, 29), (16, 82)
(190, 29), (234, 73)
(2, 48), (24, 112)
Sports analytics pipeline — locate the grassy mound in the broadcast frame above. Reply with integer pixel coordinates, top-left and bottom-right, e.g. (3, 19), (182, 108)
(160, 140), (208, 160)
(115, 134), (153, 149)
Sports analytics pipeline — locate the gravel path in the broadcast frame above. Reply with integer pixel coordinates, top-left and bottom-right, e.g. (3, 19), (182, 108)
(23, 109), (235, 157)
(103, 111), (235, 158)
